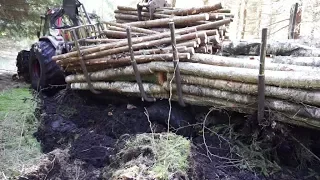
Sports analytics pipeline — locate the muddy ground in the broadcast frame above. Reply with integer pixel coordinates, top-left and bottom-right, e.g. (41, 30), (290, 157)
(15, 87), (320, 180)
(1, 38), (319, 179)
(0, 73), (19, 91)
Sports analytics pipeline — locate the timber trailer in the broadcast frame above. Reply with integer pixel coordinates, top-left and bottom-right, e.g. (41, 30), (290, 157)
(16, 0), (320, 131)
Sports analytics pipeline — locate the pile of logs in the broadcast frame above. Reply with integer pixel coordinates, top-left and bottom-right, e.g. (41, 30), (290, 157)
(55, 3), (233, 72)
(114, 3), (233, 40)
(52, 3), (320, 130)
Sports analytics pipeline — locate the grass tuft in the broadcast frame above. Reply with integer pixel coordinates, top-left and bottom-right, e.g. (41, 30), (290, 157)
(0, 88), (41, 178)
(107, 133), (191, 180)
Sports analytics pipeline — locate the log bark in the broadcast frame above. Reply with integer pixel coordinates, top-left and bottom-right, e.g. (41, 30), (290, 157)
(115, 13), (148, 21)
(160, 3), (223, 16)
(171, 40), (199, 48)
(166, 74), (320, 106)
(58, 32), (205, 62)
(163, 82), (257, 105)
(55, 20), (229, 61)
(164, 82), (320, 120)
(104, 22), (159, 34)
(114, 10), (172, 19)
(66, 61), (320, 89)
(60, 53), (191, 68)
(213, 9), (231, 13)
(116, 19), (132, 23)
(221, 40), (320, 56)
(114, 10), (171, 18)
(193, 19), (232, 31)
(116, 6), (167, 12)
(269, 56), (320, 67)
(208, 13), (224, 20)
(83, 39), (119, 44)
(102, 30), (145, 39)
(53, 27), (199, 61)
(276, 113), (320, 130)
(125, 14), (210, 28)
(106, 25), (126, 32)
(65, 64), (155, 83)
(266, 99), (320, 120)
(71, 82), (166, 95)
(133, 46), (187, 55)
(190, 54), (320, 72)
(133, 46), (194, 55)
(155, 62), (320, 88)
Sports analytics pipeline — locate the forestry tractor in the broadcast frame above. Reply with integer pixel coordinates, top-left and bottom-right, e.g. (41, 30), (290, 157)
(16, 0), (98, 91)
(16, 0), (168, 92)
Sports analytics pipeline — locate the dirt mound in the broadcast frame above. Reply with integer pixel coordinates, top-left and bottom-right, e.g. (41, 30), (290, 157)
(26, 89), (320, 180)
(70, 130), (116, 167)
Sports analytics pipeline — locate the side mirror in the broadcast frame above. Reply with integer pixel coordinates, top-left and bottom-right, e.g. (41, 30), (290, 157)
(37, 31), (41, 38)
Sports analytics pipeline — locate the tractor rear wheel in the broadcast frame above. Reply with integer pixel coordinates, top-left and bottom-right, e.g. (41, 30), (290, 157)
(16, 50), (30, 82)
(29, 41), (65, 93)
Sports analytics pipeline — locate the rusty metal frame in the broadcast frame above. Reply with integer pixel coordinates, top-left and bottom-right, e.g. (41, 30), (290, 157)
(126, 26), (155, 102)
(169, 21), (185, 107)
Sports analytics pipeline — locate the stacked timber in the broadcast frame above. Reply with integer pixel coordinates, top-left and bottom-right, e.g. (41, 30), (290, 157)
(52, 3), (320, 130)
(112, 2), (232, 52)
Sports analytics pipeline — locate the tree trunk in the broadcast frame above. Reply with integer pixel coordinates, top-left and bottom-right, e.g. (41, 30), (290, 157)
(58, 32), (205, 63)
(221, 40), (320, 56)
(53, 19), (232, 61)
(269, 56), (320, 67)
(190, 54), (320, 72)
(163, 82), (320, 120)
(52, 27), (198, 61)
(114, 11), (171, 20)
(102, 30), (145, 39)
(71, 81), (166, 95)
(125, 14), (209, 28)
(105, 22), (159, 34)
(61, 53), (191, 68)
(276, 113), (320, 130)
(66, 61), (320, 89)
(160, 3), (222, 16)
(166, 74), (320, 106)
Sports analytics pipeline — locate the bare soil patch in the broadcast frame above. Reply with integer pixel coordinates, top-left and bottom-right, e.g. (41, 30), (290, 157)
(18, 89), (320, 179)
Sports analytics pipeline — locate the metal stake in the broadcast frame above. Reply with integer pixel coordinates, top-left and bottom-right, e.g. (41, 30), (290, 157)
(169, 21), (185, 107)
(126, 27), (155, 102)
(71, 29), (100, 94)
(258, 28), (267, 124)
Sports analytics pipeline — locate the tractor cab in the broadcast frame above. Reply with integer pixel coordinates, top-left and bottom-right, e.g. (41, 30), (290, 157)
(37, 0), (97, 40)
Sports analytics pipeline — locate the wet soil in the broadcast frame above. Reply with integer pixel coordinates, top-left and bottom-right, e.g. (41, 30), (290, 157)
(21, 89), (320, 180)
(0, 73), (26, 92)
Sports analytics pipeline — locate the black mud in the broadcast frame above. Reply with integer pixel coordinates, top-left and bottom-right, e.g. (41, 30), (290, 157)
(23, 89), (320, 180)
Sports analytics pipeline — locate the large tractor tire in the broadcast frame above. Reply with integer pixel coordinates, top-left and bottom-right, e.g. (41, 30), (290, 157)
(16, 50), (30, 82)
(29, 41), (65, 94)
